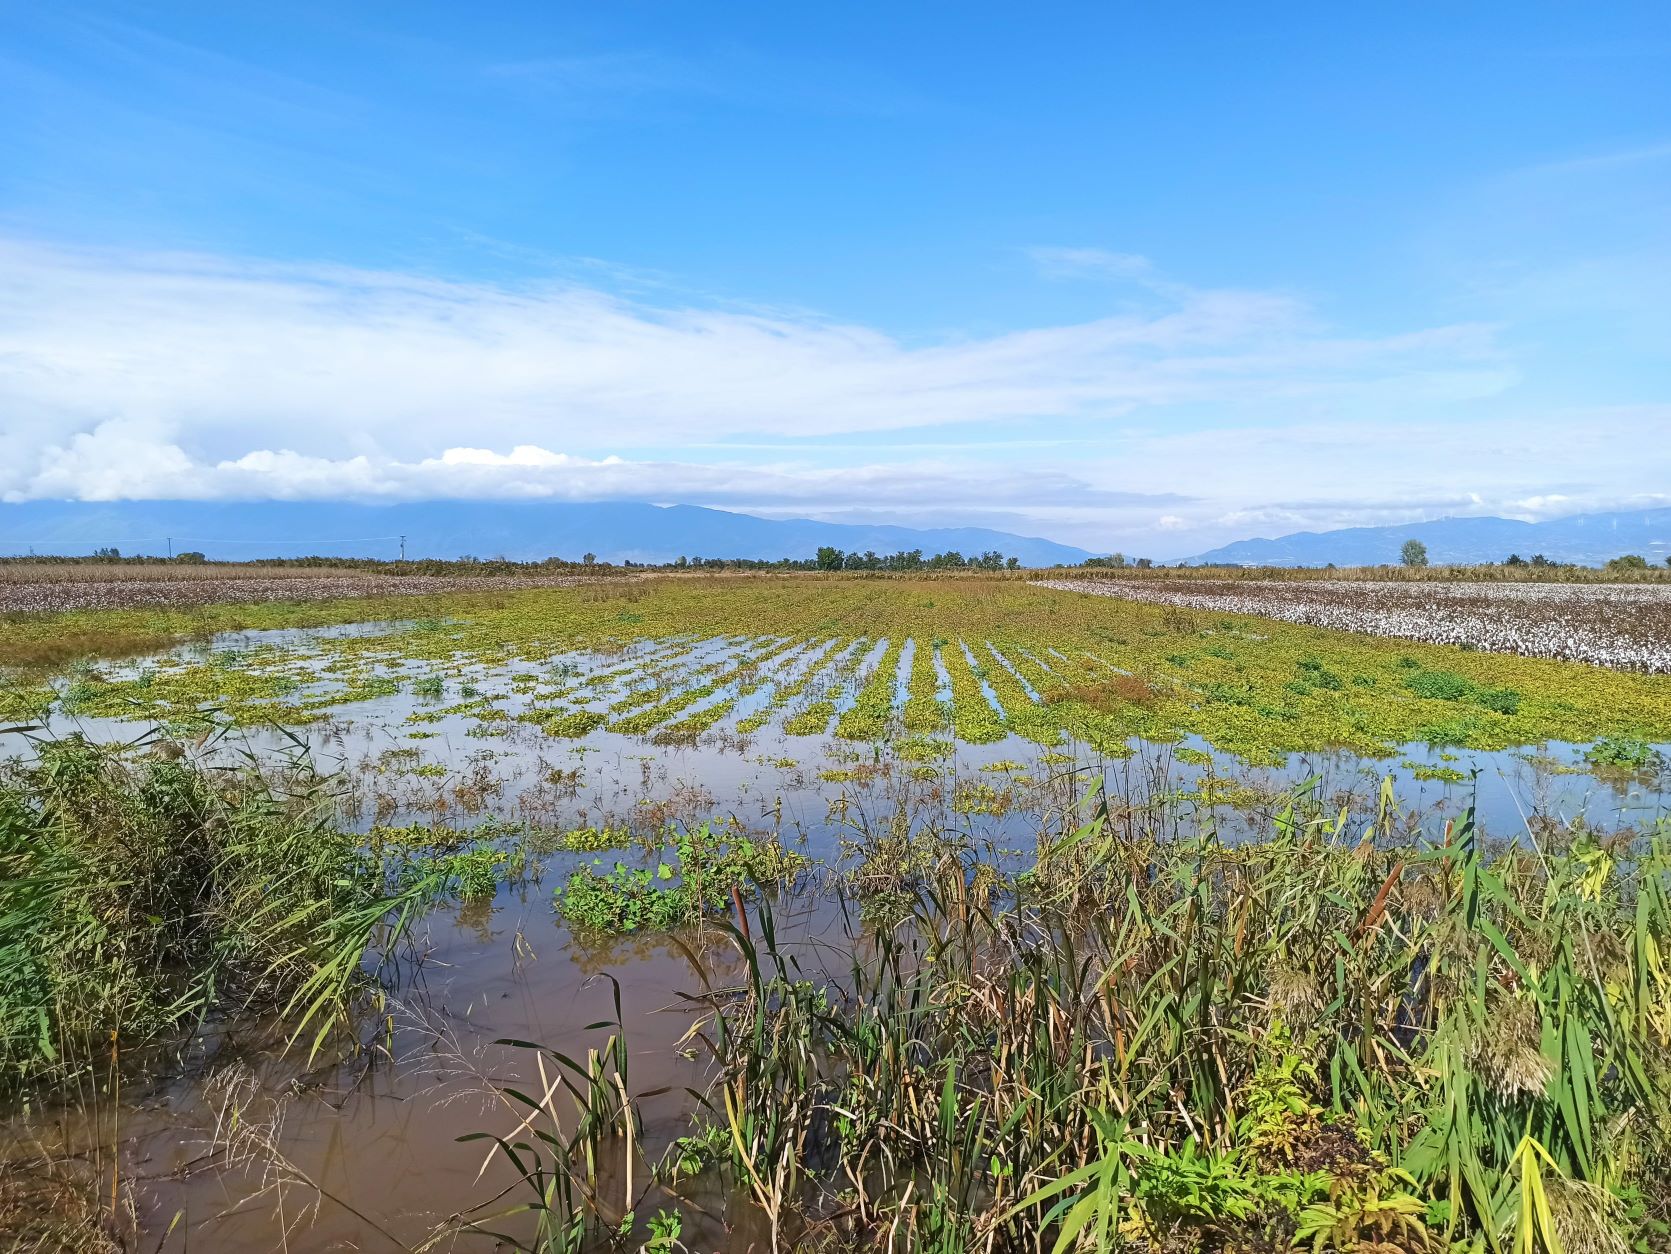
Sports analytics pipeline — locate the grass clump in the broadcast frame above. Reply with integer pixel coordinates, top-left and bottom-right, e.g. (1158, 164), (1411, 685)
(1404, 667), (1475, 701)
(0, 735), (446, 1092)
(631, 791), (1671, 1253)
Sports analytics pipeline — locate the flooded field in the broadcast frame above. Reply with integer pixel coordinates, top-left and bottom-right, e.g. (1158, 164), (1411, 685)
(3, 576), (1669, 1252)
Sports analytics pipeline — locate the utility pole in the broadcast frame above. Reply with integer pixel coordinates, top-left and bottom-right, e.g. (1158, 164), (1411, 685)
(167, 536), (172, 559)
(399, 535), (406, 562)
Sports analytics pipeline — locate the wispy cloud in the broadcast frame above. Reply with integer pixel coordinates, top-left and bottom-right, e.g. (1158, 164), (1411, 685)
(483, 45), (938, 119)
(0, 236), (1511, 493)
(1513, 139), (1671, 179)
(1027, 247), (1157, 282)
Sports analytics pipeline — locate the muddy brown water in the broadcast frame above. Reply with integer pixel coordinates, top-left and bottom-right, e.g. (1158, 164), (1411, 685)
(3, 622), (1668, 1251)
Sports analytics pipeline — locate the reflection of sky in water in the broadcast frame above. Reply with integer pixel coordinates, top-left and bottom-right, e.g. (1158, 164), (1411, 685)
(8, 620), (1667, 859)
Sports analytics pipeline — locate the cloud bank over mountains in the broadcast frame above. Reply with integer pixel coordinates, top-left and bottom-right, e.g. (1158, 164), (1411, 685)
(1, 237), (1663, 552)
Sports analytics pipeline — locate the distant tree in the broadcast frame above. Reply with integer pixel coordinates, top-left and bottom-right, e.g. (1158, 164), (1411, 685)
(1606, 554), (1650, 571)
(91, 546), (121, 561)
(1400, 539), (1429, 568)
(1005, 556), (1020, 570)
(1529, 553), (1555, 568)
(815, 545), (843, 572)
(174, 551), (207, 564)
(583, 552), (596, 565)
(1504, 553), (1527, 567)
(1135, 557), (1153, 570)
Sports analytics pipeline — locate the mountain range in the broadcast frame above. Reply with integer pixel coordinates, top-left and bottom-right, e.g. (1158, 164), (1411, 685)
(0, 499), (1094, 567)
(1186, 507), (1671, 567)
(5, 499), (1667, 570)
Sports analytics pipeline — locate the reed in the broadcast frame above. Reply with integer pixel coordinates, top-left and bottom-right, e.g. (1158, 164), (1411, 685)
(471, 780), (1671, 1252)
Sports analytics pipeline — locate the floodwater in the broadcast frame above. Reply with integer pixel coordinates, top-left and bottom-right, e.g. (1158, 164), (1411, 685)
(3, 621), (1668, 1251)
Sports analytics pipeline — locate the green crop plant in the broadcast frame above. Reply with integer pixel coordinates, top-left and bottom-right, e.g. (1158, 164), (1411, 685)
(835, 637), (904, 742)
(1585, 735), (1662, 771)
(901, 638), (949, 732)
(18, 577), (1667, 756)
(940, 640), (1006, 744)
(554, 822), (805, 935)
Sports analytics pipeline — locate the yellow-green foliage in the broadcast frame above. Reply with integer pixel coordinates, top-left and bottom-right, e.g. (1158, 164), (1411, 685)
(9, 576), (1670, 759)
(901, 639), (946, 733)
(835, 637), (904, 741)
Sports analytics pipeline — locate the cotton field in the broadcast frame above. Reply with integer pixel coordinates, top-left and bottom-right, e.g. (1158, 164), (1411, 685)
(1039, 577), (1671, 672)
(0, 568), (595, 614)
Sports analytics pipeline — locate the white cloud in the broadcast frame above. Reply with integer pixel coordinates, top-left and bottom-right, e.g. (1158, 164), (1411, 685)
(0, 237), (1512, 492)
(2, 235), (1659, 555)
(13, 437), (1183, 516)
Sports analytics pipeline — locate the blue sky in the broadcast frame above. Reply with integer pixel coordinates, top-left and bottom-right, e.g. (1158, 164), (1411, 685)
(1, 2), (1668, 555)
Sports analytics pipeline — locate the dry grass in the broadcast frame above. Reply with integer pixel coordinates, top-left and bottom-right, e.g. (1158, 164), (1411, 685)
(0, 1153), (130, 1253)
(1043, 674), (1158, 711)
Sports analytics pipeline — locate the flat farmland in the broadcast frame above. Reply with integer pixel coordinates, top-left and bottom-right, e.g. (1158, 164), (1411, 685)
(1039, 575), (1671, 671)
(0, 561), (598, 613)
(8, 574), (1669, 761)
(4, 571), (1670, 1253)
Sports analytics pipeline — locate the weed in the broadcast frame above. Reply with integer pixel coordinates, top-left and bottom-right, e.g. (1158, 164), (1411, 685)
(1586, 736), (1662, 771)
(555, 822), (805, 934)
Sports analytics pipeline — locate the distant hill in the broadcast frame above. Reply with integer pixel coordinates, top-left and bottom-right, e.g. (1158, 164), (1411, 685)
(1186, 507), (1671, 568)
(0, 499), (1094, 568)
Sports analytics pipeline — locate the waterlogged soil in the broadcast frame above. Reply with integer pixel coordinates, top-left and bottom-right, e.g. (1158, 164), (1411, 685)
(2, 578), (1669, 1250)
(9, 577), (1671, 760)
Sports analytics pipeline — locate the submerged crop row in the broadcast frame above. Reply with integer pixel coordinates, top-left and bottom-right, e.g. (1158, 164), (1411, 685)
(6, 577), (1670, 762)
